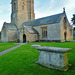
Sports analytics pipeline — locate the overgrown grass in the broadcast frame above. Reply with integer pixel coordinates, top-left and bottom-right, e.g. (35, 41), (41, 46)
(0, 42), (75, 75)
(0, 42), (18, 52)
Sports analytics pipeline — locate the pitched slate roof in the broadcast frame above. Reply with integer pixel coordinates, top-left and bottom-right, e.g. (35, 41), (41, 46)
(3, 23), (17, 30)
(23, 26), (37, 34)
(19, 13), (64, 28)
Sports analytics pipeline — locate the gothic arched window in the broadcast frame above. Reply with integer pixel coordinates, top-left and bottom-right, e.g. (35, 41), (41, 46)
(22, 2), (25, 10)
(41, 27), (47, 38)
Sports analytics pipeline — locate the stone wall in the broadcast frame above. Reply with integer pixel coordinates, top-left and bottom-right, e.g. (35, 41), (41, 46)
(8, 30), (17, 42)
(29, 34), (38, 43)
(11, 0), (35, 28)
(60, 14), (73, 42)
(33, 23), (61, 41)
(33, 14), (73, 42)
(18, 28), (30, 43)
(18, 27), (38, 43)
(1, 27), (8, 42)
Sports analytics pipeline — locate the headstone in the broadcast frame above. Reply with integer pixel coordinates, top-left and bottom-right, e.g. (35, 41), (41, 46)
(31, 45), (41, 48)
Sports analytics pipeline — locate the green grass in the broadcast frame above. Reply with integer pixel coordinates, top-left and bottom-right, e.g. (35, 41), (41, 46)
(0, 42), (75, 75)
(73, 38), (75, 40)
(0, 42), (18, 52)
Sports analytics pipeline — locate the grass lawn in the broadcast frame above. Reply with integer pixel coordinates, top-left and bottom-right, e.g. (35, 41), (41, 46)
(0, 42), (75, 75)
(73, 38), (75, 40)
(0, 42), (18, 52)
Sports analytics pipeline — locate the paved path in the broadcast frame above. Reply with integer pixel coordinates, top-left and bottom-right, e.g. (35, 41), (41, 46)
(71, 40), (75, 41)
(0, 43), (26, 56)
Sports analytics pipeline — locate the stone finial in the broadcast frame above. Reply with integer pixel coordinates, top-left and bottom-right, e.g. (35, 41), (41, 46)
(63, 7), (65, 13)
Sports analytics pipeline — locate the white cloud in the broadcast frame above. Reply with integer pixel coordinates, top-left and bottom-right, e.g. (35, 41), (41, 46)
(49, 0), (55, 9)
(63, 0), (75, 23)
(35, 0), (63, 19)
(0, 3), (11, 31)
(35, 0), (75, 23)
(0, 0), (75, 31)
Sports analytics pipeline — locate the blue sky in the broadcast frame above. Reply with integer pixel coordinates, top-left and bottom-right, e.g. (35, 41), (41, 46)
(0, 0), (75, 31)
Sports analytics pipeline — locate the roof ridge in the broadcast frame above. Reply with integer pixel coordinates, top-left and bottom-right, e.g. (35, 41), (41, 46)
(19, 12), (64, 28)
(25, 13), (63, 23)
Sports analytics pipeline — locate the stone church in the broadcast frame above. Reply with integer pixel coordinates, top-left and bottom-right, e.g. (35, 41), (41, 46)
(1, 0), (73, 43)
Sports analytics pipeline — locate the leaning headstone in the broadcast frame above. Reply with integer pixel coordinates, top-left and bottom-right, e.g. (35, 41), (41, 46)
(31, 45), (41, 48)
(33, 46), (72, 71)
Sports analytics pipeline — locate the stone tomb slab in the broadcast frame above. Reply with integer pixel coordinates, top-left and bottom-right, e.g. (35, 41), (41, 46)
(31, 45), (72, 71)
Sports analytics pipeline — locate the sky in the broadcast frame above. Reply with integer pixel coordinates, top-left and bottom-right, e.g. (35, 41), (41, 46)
(0, 0), (75, 31)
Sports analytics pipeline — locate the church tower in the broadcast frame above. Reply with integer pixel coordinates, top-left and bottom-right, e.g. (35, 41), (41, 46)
(11, 0), (35, 28)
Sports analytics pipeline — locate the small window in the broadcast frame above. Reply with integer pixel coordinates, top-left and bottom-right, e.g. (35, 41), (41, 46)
(46, 29), (47, 37)
(41, 27), (48, 38)
(22, 5), (24, 10)
(64, 17), (67, 29)
(44, 30), (45, 37)
(22, 2), (25, 10)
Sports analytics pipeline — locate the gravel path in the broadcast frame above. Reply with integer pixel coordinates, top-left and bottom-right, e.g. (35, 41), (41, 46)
(0, 43), (26, 56)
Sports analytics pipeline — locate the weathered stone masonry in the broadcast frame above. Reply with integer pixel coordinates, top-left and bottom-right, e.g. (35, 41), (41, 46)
(31, 45), (72, 71)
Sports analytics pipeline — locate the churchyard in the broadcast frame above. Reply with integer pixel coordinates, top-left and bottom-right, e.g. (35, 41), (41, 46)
(0, 42), (18, 52)
(0, 42), (75, 75)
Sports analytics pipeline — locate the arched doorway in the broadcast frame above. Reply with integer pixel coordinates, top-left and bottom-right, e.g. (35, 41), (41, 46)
(64, 32), (67, 41)
(23, 34), (26, 43)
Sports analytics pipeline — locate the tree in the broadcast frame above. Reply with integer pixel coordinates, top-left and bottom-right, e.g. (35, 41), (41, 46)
(74, 27), (75, 31)
(71, 14), (75, 24)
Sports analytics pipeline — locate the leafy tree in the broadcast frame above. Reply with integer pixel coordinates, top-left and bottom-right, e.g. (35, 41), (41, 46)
(71, 14), (75, 24)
